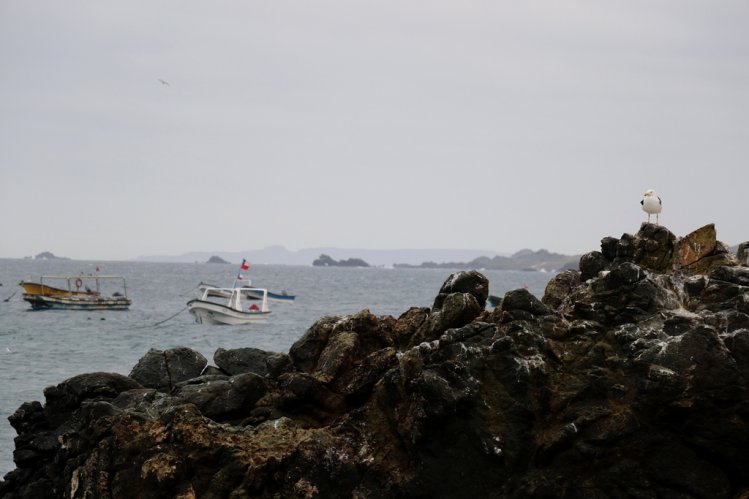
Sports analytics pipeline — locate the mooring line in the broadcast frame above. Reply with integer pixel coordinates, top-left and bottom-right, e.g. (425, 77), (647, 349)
(153, 306), (188, 326)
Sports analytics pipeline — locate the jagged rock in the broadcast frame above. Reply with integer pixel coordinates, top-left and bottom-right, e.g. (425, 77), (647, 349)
(214, 347), (290, 378)
(173, 373), (268, 421)
(129, 347), (207, 392)
(611, 232), (637, 262)
(573, 262), (683, 325)
(589, 223), (737, 278)
(392, 306), (430, 348)
(500, 288), (550, 322)
(599, 236), (619, 260)
(737, 241), (749, 266)
(677, 223), (717, 267)
(7, 402), (45, 435)
(633, 222), (677, 272)
(3, 225), (749, 499)
(432, 270), (489, 309)
(42, 372), (141, 427)
(277, 372), (346, 417)
(412, 292), (483, 345)
(683, 247), (739, 275)
(440, 292), (484, 328)
(289, 316), (337, 373)
(709, 265), (749, 286)
(541, 269), (581, 310)
(578, 251), (608, 281)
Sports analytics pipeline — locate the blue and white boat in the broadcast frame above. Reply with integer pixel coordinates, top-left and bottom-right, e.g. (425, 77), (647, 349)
(243, 288), (295, 303)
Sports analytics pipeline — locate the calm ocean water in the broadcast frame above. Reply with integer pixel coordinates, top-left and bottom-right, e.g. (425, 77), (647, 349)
(0, 258), (555, 477)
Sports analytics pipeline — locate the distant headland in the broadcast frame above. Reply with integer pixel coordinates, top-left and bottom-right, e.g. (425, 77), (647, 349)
(135, 247), (511, 267)
(135, 246), (579, 268)
(395, 248), (579, 272)
(206, 255), (230, 264)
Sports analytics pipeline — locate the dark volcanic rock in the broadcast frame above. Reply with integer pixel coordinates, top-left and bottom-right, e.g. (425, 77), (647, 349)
(633, 222), (677, 271)
(500, 288), (550, 322)
(541, 269), (581, 310)
(432, 270), (489, 309)
(173, 372), (268, 421)
(214, 347), (291, 378)
(737, 241), (749, 266)
(578, 250), (608, 281)
(129, 347), (207, 392)
(3, 224), (749, 499)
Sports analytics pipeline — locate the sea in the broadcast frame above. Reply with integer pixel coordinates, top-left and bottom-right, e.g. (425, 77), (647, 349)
(0, 258), (556, 477)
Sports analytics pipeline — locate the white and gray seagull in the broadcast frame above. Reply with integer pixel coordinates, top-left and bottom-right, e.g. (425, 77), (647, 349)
(641, 189), (662, 224)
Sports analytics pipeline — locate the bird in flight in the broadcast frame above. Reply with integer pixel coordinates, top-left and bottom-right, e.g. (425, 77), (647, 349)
(158, 78), (170, 86)
(641, 189), (662, 224)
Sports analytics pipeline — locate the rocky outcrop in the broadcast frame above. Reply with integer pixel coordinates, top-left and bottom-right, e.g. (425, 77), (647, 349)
(33, 252), (69, 260)
(3, 223), (749, 498)
(206, 255), (230, 264)
(129, 347), (207, 392)
(313, 254), (370, 267)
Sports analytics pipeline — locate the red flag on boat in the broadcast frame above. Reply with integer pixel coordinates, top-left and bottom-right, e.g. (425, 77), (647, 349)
(240, 259), (250, 270)
(236, 274), (244, 280)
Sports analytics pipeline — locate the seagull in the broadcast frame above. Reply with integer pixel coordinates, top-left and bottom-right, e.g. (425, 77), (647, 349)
(641, 189), (662, 224)
(158, 78), (170, 86)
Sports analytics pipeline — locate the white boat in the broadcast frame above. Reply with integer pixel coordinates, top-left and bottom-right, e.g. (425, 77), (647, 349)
(187, 285), (271, 325)
(197, 281), (295, 303)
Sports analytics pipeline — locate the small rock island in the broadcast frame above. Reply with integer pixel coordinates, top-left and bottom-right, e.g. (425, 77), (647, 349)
(34, 251), (69, 260)
(2, 223), (749, 498)
(206, 255), (230, 264)
(312, 253), (370, 267)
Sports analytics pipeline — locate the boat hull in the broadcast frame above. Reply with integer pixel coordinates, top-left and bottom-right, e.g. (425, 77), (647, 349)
(20, 281), (95, 298)
(23, 294), (132, 311)
(187, 299), (270, 325)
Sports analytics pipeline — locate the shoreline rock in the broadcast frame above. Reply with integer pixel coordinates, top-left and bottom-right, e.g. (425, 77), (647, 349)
(2, 223), (749, 498)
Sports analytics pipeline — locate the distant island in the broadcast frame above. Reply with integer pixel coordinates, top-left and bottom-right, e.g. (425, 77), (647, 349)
(135, 247), (507, 267)
(394, 248), (579, 272)
(206, 256), (230, 264)
(34, 251), (70, 260)
(313, 254), (370, 267)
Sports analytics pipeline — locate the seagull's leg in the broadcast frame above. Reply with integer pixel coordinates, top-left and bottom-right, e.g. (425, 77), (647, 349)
(656, 213), (659, 225)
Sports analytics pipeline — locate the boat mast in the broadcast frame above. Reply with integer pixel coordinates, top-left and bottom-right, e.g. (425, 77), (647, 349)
(231, 259), (249, 288)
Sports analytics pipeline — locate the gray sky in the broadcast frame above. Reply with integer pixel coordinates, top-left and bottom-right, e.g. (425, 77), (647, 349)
(1, 1), (748, 260)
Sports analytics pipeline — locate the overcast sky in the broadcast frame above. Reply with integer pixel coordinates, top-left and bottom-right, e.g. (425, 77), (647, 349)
(1, 1), (748, 261)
